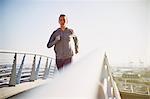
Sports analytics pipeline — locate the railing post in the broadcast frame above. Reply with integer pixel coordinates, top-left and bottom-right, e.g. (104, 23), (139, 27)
(111, 86), (114, 99)
(9, 53), (17, 86)
(131, 84), (134, 93)
(30, 55), (36, 81)
(107, 76), (112, 98)
(35, 56), (41, 80)
(147, 86), (150, 95)
(16, 54), (26, 84)
(47, 58), (53, 77)
(54, 66), (57, 73)
(43, 58), (48, 79)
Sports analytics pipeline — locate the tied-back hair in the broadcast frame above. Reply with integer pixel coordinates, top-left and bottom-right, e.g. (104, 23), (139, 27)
(59, 14), (66, 19)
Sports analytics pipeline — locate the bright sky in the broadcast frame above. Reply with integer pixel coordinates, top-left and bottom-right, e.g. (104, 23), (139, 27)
(0, 0), (149, 66)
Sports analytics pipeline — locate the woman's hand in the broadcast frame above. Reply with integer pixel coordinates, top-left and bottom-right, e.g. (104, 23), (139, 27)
(55, 35), (61, 41)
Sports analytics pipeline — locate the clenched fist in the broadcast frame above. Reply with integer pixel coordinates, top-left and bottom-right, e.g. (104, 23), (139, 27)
(55, 35), (61, 41)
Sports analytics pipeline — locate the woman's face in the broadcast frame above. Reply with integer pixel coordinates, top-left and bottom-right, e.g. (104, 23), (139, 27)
(59, 16), (67, 27)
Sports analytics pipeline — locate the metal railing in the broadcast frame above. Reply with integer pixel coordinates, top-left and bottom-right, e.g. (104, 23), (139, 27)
(0, 51), (56, 86)
(0, 50), (122, 99)
(100, 53), (121, 99)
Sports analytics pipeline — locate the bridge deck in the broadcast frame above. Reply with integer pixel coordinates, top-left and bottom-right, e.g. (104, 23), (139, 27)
(0, 79), (49, 99)
(7, 50), (104, 99)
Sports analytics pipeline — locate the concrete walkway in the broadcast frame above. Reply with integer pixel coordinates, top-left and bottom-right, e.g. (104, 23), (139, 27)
(0, 79), (50, 99)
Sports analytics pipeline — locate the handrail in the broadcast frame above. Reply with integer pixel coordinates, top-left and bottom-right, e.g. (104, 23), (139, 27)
(0, 51), (55, 59)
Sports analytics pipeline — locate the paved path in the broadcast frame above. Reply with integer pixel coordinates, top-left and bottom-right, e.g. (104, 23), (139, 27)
(0, 79), (49, 99)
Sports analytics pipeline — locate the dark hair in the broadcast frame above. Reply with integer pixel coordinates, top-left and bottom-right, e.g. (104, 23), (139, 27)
(59, 14), (66, 19)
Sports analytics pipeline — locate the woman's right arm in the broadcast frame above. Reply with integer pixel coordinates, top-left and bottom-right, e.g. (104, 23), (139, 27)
(47, 32), (60, 48)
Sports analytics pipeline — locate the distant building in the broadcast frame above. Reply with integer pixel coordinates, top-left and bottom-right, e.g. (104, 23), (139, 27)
(122, 72), (141, 79)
